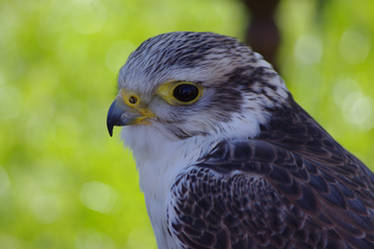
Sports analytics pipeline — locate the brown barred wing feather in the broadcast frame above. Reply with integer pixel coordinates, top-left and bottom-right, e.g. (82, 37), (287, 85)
(167, 139), (374, 249)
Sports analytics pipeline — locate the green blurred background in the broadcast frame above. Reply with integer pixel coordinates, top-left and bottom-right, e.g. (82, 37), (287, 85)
(1, 0), (374, 248)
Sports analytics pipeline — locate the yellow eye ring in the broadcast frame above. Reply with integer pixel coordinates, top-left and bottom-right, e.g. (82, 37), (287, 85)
(156, 81), (203, 105)
(121, 90), (140, 107)
(128, 95), (138, 105)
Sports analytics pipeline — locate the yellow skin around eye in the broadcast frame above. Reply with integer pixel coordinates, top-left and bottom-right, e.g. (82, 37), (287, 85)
(118, 82), (202, 126)
(121, 90), (140, 107)
(120, 89), (155, 124)
(156, 81), (203, 105)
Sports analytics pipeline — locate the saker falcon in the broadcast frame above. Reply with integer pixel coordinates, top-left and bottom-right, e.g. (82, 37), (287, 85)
(107, 32), (374, 249)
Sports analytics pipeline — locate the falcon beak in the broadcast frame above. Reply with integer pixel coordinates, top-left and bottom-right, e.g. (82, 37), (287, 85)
(106, 97), (152, 137)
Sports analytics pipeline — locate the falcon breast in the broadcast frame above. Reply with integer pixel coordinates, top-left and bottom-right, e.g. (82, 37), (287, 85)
(107, 32), (374, 249)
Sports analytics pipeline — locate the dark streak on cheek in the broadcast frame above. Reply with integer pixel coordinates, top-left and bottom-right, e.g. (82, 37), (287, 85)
(206, 86), (243, 122)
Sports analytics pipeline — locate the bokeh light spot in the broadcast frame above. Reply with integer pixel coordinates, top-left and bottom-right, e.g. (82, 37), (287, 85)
(29, 193), (62, 224)
(341, 92), (374, 130)
(333, 78), (360, 106)
(294, 34), (323, 64)
(339, 28), (370, 64)
(80, 181), (118, 213)
(75, 230), (116, 249)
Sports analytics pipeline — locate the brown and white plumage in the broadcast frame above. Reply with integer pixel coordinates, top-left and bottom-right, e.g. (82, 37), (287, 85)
(107, 32), (374, 249)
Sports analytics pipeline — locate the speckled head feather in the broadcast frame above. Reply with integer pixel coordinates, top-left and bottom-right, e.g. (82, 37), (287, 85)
(118, 32), (288, 139)
(120, 32), (287, 96)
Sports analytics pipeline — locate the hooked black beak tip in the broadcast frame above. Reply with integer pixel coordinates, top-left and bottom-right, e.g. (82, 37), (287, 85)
(107, 120), (114, 137)
(106, 100), (121, 137)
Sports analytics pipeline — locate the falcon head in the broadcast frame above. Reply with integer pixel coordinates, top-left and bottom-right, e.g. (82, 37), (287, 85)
(107, 32), (289, 141)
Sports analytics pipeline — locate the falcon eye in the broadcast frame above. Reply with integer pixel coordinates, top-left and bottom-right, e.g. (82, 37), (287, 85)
(121, 89), (140, 107)
(156, 81), (203, 105)
(173, 84), (200, 103)
(128, 95), (138, 104)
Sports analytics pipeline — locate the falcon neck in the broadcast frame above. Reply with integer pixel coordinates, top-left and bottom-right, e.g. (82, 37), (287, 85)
(257, 97), (348, 163)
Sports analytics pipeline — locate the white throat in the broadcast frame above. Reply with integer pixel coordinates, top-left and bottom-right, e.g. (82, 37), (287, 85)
(123, 124), (215, 190)
(122, 124), (217, 248)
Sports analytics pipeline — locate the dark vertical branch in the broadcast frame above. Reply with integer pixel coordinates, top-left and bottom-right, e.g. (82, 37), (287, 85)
(242, 0), (281, 70)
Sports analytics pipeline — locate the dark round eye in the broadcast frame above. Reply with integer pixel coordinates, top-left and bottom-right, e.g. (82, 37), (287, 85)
(128, 95), (138, 104)
(173, 84), (199, 102)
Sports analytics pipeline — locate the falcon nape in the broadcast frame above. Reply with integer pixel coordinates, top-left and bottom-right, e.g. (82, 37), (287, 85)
(107, 32), (374, 249)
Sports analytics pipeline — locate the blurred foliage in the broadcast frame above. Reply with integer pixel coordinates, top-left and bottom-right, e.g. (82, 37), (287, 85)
(0, 0), (373, 248)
